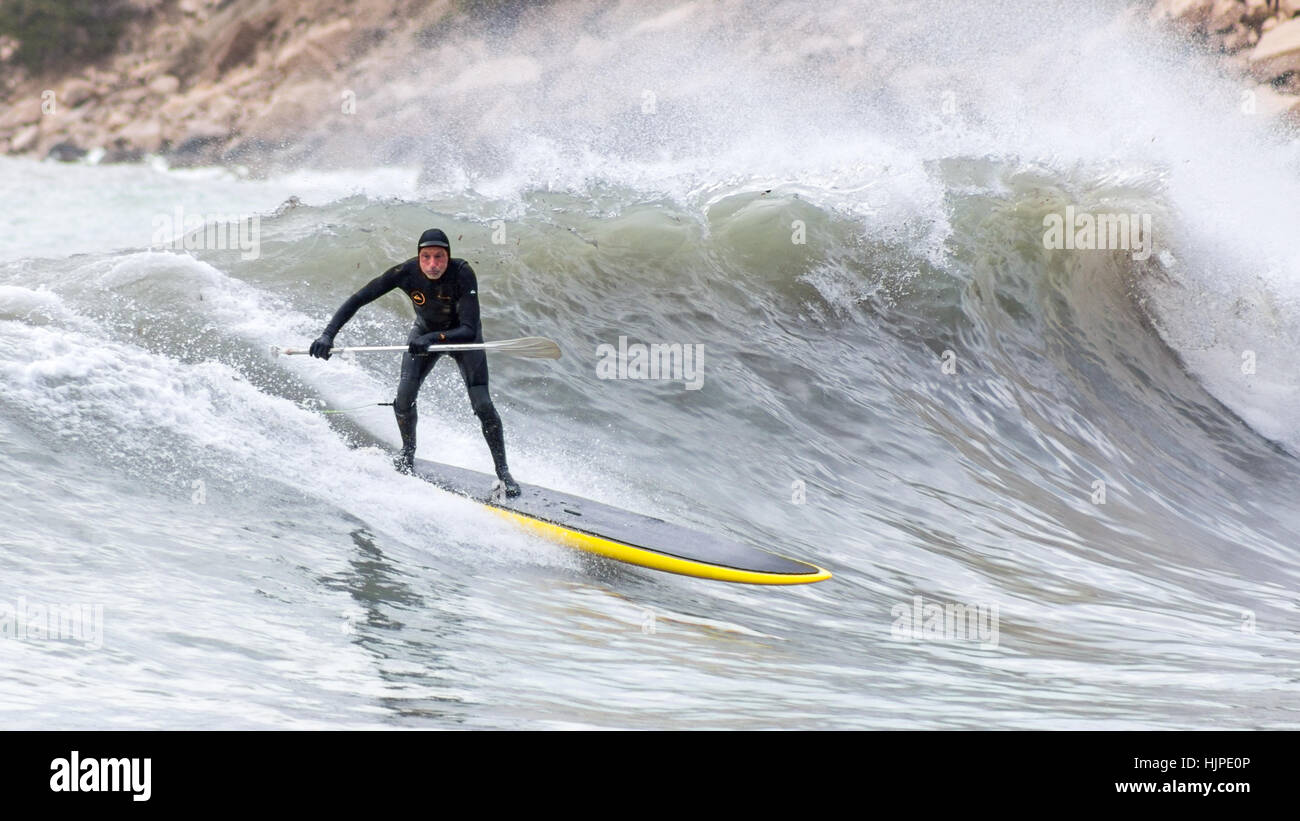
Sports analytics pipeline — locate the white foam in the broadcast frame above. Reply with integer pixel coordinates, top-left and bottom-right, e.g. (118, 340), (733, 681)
(0, 261), (575, 572)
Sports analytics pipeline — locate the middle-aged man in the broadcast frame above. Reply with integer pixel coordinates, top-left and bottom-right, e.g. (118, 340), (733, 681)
(308, 228), (520, 497)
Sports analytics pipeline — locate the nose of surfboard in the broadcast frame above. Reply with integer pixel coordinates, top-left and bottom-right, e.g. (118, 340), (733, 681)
(412, 459), (831, 585)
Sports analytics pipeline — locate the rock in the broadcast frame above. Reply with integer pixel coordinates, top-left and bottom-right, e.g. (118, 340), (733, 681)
(46, 141), (87, 162)
(115, 117), (165, 153)
(1224, 22), (1256, 51)
(0, 95), (43, 130)
(204, 94), (243, 126)
(170, 136), (223, 163)
(1151, 0), (1217, 26)
(147, 74), (180, 96)
(60, 78), (97, 108)
(128, 59), (167, 83)
(1263, 15), (1281, 32)
(166, 116), (230, 152)
(104, 108), (133, 131)
(102, 138), (144, 164)
(68, 124), (102, 152)
(182, 118), (231, 142)
(1209, 0), (1242, 32)
(167, 123), (231, 167)
(1244, 0), (1272, 24)
(272, 19), (352, 76)
(157, 88), (207, 123)
(1278, 71), (1300, 92)
(118, 86), (150, 107)
(10, 124), (40, 152)
(1250, 16), (1300, 78)
(214, 18), (277, 77)
(1283, 0), (1300, 17)
(243, 82), (336, 143)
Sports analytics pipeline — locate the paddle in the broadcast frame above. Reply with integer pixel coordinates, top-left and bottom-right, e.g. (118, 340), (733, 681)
(273, 336), (562, 359)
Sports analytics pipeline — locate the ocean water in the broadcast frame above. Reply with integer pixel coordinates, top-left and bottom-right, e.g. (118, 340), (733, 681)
(2, 0), (1299, 728)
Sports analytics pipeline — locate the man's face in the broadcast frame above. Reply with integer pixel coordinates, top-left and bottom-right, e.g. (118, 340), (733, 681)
(419, 246), (448, 278)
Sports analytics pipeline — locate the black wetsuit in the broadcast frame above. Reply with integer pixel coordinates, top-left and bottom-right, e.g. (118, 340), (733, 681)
(323, 257), (510, 475)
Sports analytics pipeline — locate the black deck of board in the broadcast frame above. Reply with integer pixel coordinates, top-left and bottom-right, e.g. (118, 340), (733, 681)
(411, 458), (820, 576)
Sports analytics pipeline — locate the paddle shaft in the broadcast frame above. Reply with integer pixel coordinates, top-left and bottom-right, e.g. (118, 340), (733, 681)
(275, 336), (561, 359)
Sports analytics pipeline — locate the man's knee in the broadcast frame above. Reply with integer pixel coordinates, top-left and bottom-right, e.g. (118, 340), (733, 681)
(395, 353), (434, 414)
(468, 385), (497, 421)
(394, 384), (418, 415)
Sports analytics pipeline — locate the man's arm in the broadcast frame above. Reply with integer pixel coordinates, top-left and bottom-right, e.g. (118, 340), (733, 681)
(324, 265), (404, 337)
(310, 265), (403, 359)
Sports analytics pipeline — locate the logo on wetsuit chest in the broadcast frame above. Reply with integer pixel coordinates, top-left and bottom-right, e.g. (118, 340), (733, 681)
(410, 291), (426, 306)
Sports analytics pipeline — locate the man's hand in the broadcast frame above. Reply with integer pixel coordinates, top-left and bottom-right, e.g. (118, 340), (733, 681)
(409, 332), (443, 356)
(309, 333), (334, 360)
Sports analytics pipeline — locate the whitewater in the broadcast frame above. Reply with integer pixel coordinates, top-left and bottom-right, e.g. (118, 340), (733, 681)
(2, 0), (1299, 728)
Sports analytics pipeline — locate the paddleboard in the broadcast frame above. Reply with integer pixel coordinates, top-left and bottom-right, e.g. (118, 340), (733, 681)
(411, 459), (831, 585)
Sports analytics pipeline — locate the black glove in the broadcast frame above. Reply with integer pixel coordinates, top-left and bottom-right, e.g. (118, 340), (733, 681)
(408, 333), (441, 356)
(309, 332), (334, 360)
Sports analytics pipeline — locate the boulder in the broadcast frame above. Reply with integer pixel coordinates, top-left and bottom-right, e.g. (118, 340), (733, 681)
(243, 82), (336, 143)
(1243, 0), (1273, 25)
(10, 124), (40, 152)
(1150, 0), (1217, 26)
(168, 134), (226, 166)
(102, 138), (144, 164)
(272, 19), (353, 76)
(1209, 0), (1242, 32)
(148, 74), (181, 96)
(0, 95), (43, 130)
(60, 78), (97, 108)
(1250, 16), (1300, 78)
(182, 118), (231, 142)
(126, 59), (166, 86)
(157, 86), (212, 123)
(115, 117), (165, 153)
(46, 140), (87, 162)
(205, 94), (243, 126)
(104, 108), (133, 131)
(213, 18), (276, 78)
(1224, 23), (1257, 51)
(118, 86), (150, 107)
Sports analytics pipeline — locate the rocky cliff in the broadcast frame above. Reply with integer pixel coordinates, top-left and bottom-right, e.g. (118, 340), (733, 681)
(0, 0), (484, 168)
(3, 0), (1300, 171)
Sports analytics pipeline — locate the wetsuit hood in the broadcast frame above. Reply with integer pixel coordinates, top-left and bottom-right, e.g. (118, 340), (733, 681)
(418, 228), (450, 251)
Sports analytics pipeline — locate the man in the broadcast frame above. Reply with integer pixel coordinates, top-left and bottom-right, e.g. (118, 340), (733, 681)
(308, 228), (521, 497)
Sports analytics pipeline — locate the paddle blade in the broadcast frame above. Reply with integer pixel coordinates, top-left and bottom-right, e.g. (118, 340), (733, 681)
(492, 336), (562, 359)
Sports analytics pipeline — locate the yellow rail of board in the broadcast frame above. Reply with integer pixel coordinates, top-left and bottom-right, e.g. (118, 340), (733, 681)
(489, 505), (832, 585)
